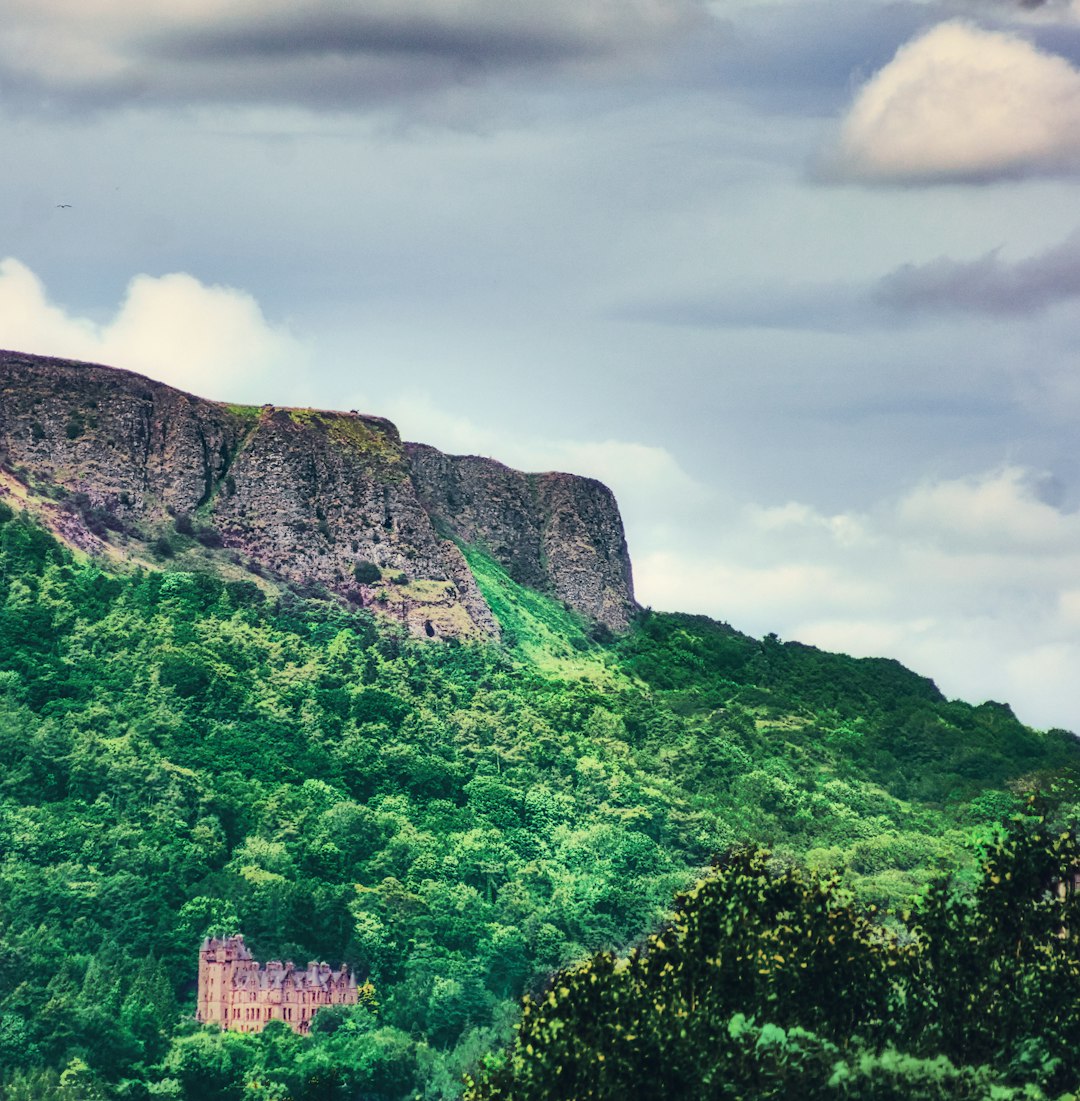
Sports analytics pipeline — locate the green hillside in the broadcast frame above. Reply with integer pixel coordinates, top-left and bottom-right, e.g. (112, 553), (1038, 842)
(0, 501), (1077, 1099)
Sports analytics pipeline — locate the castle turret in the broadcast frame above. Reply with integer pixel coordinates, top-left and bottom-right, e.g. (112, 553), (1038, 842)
(196, 934), (253, 1027)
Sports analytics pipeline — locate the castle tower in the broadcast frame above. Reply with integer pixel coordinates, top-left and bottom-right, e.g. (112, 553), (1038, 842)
(196, 934), (255, 1028)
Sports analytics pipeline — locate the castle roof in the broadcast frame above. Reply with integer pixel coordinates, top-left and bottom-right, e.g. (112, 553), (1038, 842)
(230, 961), (354, 991)
(202, 934), (253, 960)
(201, 933), (356, 992)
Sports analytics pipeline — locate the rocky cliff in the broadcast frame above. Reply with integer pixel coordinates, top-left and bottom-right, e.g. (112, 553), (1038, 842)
(407, 444), (636, 632)
(0, 351), (637, 638)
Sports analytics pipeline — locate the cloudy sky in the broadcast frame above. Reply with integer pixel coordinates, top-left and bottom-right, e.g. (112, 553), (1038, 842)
(3, 0), (1080, 731)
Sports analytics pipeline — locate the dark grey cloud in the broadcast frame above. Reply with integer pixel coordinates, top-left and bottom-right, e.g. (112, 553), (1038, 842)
(3, 0), (1020, 121)
(875, 231), (1080, 315)
(616, 228), (1080, 335)
(153, 12), (598, 67)
(956, 0), (1075, 11)
(0, 1), (707, 114)
(15, 0), (1067, 125)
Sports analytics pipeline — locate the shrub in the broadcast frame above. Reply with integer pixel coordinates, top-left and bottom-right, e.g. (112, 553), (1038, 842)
(224, 580), (265, 609)
(195, 528), (224, 548)
(353, 560), (382, 584)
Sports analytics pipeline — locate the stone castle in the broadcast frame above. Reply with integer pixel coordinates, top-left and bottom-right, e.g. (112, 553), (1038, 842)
(196, 935), (358, 1034)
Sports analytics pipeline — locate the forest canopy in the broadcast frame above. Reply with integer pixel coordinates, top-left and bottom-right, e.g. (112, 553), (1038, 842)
(0, 505), (1077, 1099)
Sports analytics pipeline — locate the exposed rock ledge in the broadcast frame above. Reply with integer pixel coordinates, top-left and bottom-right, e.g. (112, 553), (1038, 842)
(0, 350), (637, 638)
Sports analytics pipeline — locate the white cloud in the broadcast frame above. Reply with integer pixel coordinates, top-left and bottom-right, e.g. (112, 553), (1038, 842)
(545, 439), (711, 505)
(1005, 641), (1080, 722)
(824, 20), (1080, 182)
(896, 466), (1080, 551)
(1057, 588), (1080, 627)
(749, 501), (871, 547)
(0, 257), (305, 401)
(0, 258), (99, 354)
(636, 551), (886, 624)
(376, 394), (503, 460)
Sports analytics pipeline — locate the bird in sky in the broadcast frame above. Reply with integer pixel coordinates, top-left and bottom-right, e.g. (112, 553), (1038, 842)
(56, 204), (71, 209)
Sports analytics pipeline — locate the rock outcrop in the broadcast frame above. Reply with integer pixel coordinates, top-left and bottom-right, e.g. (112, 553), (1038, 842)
(407, 444), (636, 632)
(0, 351), (637, 637)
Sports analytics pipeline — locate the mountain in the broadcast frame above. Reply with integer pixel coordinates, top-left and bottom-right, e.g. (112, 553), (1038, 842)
(1, 347), (1079, 1100)
(0, 350), (636, 639)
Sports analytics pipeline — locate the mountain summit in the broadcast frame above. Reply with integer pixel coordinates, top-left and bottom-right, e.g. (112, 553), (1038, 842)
(0, 350), (636, 638)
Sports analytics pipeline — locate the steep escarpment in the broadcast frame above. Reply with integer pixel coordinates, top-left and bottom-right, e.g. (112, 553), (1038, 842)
(0, 350), (636, 637)
(406, 444), (636, 632)
(0, 351), (243, 517)
(0, 352), (494, 638)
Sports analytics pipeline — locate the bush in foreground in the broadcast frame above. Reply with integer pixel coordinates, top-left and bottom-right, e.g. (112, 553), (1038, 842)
(466, 825), (1080, 1100)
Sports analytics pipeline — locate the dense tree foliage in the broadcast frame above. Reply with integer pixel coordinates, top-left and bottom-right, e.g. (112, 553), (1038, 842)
(465, 822), (1080, 1100)
(0, 504), (1076, 1098)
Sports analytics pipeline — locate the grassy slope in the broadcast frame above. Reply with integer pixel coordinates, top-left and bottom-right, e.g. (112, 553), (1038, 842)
(458, 543), (621, 684)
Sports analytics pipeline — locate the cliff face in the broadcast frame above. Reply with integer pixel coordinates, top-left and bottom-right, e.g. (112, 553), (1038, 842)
(0, 351), (637, 637)
(407, 444), (636, 632)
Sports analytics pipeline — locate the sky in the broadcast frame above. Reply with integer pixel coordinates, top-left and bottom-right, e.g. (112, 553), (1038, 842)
(3, 0), (1080, 731)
